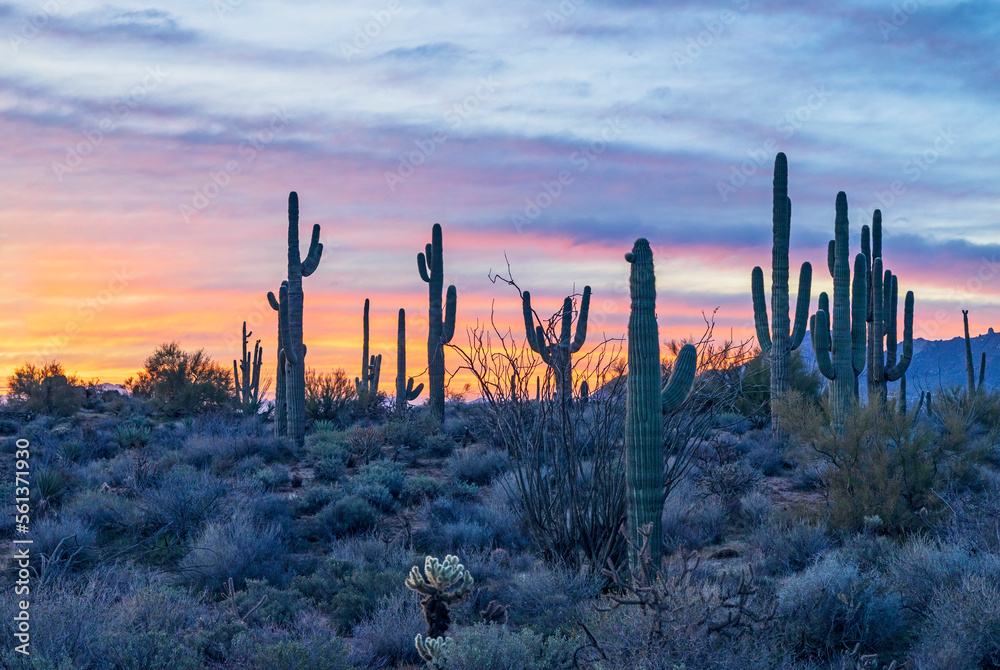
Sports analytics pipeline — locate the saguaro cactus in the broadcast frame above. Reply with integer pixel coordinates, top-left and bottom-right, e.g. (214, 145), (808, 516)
(280, 192), (323, 447)
(625, 238), (698, 572)
(417, 223), (457, 423)
(233, 321), (263, 413)
(862, 212), (915, 409)
(396, 308), (424, 413)
(813, 193), (867, 429)
(868, 257), (914, 408)
(355, 299), (382, 396)
(523, 286), (591, 408)
(963, 310), (986, 396)
(267, 283), (288, 436)
(751, 153), (812, 435)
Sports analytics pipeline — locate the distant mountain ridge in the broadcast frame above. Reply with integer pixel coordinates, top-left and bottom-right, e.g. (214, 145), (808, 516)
(797, 327), (1000, 404)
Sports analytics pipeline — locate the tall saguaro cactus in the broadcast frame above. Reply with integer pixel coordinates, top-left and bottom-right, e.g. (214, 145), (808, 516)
(417, 223), (457, 423)
(267, 283), (288, 436)
(233, 321), (263, 413)
(355, 299), (382, 396)
(963, 310), (986, 396)
(396, 308), (424, 413)
(862, 211), (915, 409)
(277, 192), (323, 447)
(813, 193), (867, 430)
(522, 286), (591, 408)
(868, 257), (914, 407)
(751, 153), (812, 435)
(625, 238), (698, 572)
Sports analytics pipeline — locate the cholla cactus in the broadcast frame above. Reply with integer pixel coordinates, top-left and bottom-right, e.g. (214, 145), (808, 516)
(405, 554), (474, 638)
(415, 634), (453, 668)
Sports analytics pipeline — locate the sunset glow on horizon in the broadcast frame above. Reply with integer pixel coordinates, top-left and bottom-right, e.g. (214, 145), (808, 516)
(2, 1), (999, 395)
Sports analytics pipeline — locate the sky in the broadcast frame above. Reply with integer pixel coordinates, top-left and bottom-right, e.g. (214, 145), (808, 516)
(1, 0), (999, 395)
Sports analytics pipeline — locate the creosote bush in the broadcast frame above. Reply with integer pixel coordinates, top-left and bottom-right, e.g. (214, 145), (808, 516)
(126, 342), (232, 416)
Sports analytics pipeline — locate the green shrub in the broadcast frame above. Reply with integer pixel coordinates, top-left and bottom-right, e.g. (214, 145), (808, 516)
(304, 367), (357, 427)
(910, 570), (1000, 670)
(112, 422), (152, 449)
(315, 496), (380, 539)
(749, 518), (829, 577)
(6, 361), (84, 417)
(401, 475), (441, 506)
(443, 624), (579, 670)
(240, 639), (352, 670)
(125, 342), (232, 416)
(347, 592), (424, 667)
(179, 511), (286, 591)
(448, 445), (509, 485)
(139, 465), (226, 540)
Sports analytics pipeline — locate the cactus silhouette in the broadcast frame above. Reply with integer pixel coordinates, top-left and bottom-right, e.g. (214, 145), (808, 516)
(267, 283), (288, 436)
(625, 238), (697, 571)
(751, 153), (812, 436)
(522, 285), (591, 408)
(233, 321), (263, 413)
(813, 192), (867, 429)
(396, 308), (424, 413)
(271, 192), (322, 447)
(861, 211), (914, 409)
(355, 299), (382, 396)
(417, 223), (457, 422)
(963, 310), (986, 396)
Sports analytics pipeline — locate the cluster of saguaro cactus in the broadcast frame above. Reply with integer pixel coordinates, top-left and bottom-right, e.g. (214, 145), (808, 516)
(233, 321), (263, 413)
(862, 212), (914, 409)
(963, 310), (986, 396)
(405, 553), (473, 661)
(522, 285), (591, 407)
(396, 308), (424, 413)
(812, 192), (867, 430)
(355, 299), (382, 396)
(417, 224), (457, 423)
(751, 153), (812, 436)
(625, 238), (697, 571)
(266, 192), (323, 447)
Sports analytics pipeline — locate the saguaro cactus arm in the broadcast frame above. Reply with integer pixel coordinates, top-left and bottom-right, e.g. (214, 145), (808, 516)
(815, 309), (835, 380)
(751, 266), (772, 354)
(851, 253), (868, 376)
(662, 344), (697, 412)
(570, 286), (591, 353)
(301, 224), (323, 277)
(790, 263), (812, 349)
(884, 291), (914, 382)
(443, 285), (457, 344)
(278, 282), (297, 365)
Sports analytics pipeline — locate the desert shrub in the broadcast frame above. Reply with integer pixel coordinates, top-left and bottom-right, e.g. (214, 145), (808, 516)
(346, 425), (384, 466)
(313, 456), (346, 483)
(33, 467), (69, 511)
(57, 440), (87, 464)
(749, 518), (829, 577)
(880, 536), (971, 630)
(739, 491), (774, 528)
(292, 558), (406, 635)
(181, 433), (294, 472)
(448, 445), (510, 485)
(111, 422), (152, 449)
(350, 461), (406, 495)
(179, 511), (287, 591)
(125, 342), (232, 416)
(909, 570), (1000, 670)
(238, 638), (352, 670)
(423, 432), (455, 458)
(296, 485), (339, 515)
(777, 552), (905, 658)
(255, 464), (292, 491)
(737, 429), (789, 476)
(6, 361), (84, 417)
(314, 495), (380, 539)
(32, 515), (98, 578)
(347, 591), (424, 668)
(777, 393), (948, 532)
(441, 623), (578, 670)
(380, 417), (431, 451)
(694, 460), (764, 512)
(661, 481), (728, 553)
(400, 474), (441, 506)
(139, 465), (226, 540)
(304, 367), (357, 427)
